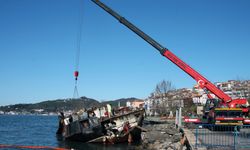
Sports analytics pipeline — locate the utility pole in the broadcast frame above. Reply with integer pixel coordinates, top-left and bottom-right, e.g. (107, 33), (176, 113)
(178, 107), (182, 128)
(175, 109), (179, 128)
(175, 100), (183, 129)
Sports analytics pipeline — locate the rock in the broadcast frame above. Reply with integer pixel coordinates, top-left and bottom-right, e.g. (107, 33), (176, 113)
(172, 142), (181, 150)
(167, 146), (174, 150)
(160, 139), (165, 143)
(162, 142), (171, 149)
(143, 139), (149, 144)
(154, 140), (160, 145)
(148, 144), (157, 150)
(171, 133), (182, 143)
(165, 128), (178, 135)
(153, 144), (162, 150)
(148, 138), (155, 144)
(141, 121), (185, 150)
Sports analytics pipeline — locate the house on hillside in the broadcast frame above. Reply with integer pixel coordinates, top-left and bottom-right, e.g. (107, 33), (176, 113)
(126, 100), (144, 109)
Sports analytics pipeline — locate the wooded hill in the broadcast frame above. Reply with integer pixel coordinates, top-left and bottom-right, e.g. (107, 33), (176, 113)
(0, 97), (143, 113)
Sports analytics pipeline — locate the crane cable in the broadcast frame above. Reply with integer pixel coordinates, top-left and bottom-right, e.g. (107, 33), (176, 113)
(73, 0), (84, 98)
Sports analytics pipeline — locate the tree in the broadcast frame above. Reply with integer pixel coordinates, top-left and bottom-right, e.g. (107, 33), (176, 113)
(155, 80), (174, 95)
(153, 80), (175, 115)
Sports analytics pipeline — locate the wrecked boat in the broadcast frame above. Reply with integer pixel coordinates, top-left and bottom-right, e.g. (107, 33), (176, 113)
(56, 107), (145, 143)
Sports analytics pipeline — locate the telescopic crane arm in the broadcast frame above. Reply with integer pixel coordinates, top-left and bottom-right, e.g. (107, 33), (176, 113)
(91, 0), (238, 106)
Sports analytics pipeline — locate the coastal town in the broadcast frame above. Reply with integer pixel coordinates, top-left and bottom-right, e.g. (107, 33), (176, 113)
(1, 79), (249, 149)
(1, 80), (249, 117)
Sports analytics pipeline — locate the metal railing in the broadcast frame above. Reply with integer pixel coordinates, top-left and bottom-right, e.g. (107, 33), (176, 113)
(235, 125), (250, 149)
(195, 124), (250, 150)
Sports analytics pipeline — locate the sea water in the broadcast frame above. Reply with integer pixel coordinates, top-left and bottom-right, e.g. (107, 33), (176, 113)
(0, 115), (138, 150)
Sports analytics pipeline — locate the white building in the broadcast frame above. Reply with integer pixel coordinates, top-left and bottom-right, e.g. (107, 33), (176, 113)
(0, 111), (4, 115)
(126, 100), (144, 109)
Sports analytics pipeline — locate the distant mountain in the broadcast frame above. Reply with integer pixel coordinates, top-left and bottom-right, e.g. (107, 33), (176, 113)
(0, 96), (101, 113)
(0, 97), (143, 114)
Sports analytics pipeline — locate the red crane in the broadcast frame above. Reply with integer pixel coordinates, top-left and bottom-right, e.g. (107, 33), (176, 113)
(91, 0), (248, 124)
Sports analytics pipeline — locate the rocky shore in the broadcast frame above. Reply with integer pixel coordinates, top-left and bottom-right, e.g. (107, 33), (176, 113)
(136, 118), (190, 150)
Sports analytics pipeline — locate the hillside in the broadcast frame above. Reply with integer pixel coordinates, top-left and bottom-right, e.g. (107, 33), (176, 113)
(0, 96), (101, 114)
(0, 97), (143, 114)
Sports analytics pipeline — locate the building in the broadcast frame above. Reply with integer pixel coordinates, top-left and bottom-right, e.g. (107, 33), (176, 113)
(192, 80), (250, 104)
(145, 88), (193, 116)
(126, 100), (144, 109)
(145, 80), (250, 116)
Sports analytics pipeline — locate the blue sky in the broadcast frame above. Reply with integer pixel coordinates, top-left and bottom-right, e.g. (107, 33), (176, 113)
(0, 0), (249, 106)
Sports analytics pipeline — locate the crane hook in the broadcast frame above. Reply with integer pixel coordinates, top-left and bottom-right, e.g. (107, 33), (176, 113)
(74, 71), (79, 80)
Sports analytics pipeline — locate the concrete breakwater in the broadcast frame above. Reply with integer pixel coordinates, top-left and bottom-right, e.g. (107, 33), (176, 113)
(136, 118), (190, 150)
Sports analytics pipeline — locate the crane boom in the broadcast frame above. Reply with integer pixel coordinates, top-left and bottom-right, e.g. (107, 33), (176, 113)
(91, 0), (232, 103)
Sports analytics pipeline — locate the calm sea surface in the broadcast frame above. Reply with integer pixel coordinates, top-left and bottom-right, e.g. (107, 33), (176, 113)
(0, 115), (138, 150)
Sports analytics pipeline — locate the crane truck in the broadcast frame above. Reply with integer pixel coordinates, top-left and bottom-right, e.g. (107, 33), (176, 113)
(91, 0), (249, 126)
